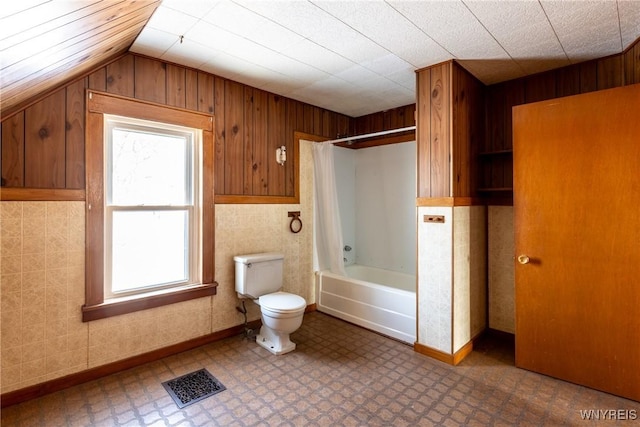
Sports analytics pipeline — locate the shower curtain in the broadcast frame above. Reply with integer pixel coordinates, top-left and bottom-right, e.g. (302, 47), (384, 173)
(312, 142), (346, 276)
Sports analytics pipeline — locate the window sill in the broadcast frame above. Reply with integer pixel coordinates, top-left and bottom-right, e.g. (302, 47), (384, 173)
(81, 282), (217, 322)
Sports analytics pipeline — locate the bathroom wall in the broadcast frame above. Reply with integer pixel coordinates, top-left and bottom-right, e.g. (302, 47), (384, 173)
(453, 206), (487, 352)
(417, 206), (453, 352)
(417, 205), (486, 354)
(488, 206), (515, 334)
(0, 140), (315, 394)
(214, 140), (315, 326)
(333, 147), (356, 265)
(334, 141), (416, 274)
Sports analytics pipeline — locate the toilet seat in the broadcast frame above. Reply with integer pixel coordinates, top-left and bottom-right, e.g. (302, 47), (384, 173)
(259, 292), (306, 313)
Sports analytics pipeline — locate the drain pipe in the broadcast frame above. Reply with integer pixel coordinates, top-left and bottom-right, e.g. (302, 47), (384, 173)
(236, 300), (256, 340)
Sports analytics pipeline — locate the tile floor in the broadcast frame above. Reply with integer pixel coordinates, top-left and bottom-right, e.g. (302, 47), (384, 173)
(2, 312), (639, 426)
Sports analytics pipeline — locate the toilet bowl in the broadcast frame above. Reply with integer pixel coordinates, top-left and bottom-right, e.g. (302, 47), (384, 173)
(234, 253), (306, 355)
(256, 292), (306, 355)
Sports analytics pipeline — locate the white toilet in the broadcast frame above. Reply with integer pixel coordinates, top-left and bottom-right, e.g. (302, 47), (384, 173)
(234, 253), (306, 355)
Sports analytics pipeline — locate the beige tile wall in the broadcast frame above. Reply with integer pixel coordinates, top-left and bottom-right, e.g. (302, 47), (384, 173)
(418, 206), (487, 355)
(453, 206), (487, 353)
(417, 206), (453, 353)
(0, 140), (315, 394)
(1, 201), (88, 392)
(488, 206), (515, 333)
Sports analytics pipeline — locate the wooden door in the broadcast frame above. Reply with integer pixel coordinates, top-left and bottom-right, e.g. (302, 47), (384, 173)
(513, 84), (640, 401)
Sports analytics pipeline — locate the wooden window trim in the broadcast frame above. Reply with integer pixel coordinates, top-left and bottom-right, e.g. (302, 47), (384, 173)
(82, 90), (216, 322)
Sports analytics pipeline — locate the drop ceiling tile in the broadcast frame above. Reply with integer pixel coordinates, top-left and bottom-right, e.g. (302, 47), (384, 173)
(386, 43), (452, 71)
(161, 39), (219, 69)
(294, 76), (355, 97)
(389, 0), (507, 61)
(186, 19), (232, 47)
(231, 65), (292, 90)
(145, 6), (199, 36)
(237, 0), (389, 63)
(280, 39), (355, 75)
(186, 20), (269, 60)
(253, 52), (330, 83)
(333, 64), (380, 84)
(312, 0), (451, 67)
(130, 28), (179, 58)
(462, 0), (567, 74)
(378, 84), (415, 105)
(202, 1), (304, 52)
(260, 78), (311, 97)
(618, 1), (640, 48)
(234, 0), (342, 39)
(309, 28), (390, 65)
(291, 78), (339, 102)
(160, 0), (220, 18)
(385, 68), (417, 91)
(353, 75), (401, 94)
(200, 50), (254, 80)
(359, 54), (414, 78)
(540, 0), (621, 60)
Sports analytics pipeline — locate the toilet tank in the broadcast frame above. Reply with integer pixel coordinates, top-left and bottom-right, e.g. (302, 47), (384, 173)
(234, 253), (284, 298)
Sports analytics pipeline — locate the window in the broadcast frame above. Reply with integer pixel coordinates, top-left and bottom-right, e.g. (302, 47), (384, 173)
(105, 116), (201, 298)
(83, 91), (216, 322)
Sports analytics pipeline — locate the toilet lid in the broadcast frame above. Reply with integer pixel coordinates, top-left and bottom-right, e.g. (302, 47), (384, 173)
(259, 292), (306, 313)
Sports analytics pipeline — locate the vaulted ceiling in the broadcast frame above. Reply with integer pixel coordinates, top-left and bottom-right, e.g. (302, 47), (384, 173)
(3, 0), (640, 118)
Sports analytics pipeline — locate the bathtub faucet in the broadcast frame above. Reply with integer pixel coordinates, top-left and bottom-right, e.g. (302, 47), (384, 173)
(344, 245), (352, 252)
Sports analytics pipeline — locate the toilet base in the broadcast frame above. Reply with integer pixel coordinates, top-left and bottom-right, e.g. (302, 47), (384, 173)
(256, 326), (296, 355)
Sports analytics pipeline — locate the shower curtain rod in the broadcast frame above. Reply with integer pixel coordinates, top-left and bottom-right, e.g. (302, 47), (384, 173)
(322, 125), (416, 145)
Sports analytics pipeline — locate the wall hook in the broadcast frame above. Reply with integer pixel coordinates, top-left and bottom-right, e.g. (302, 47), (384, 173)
(288, 211), (302, 233)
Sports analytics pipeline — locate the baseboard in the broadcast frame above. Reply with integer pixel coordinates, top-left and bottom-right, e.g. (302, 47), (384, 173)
(484, 328), (515, 344)
(413, 330), (484, 366)
(1, 319), (261, 408)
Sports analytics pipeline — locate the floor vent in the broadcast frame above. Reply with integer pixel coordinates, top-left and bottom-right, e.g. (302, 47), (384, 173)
(162, 369), (226, 408)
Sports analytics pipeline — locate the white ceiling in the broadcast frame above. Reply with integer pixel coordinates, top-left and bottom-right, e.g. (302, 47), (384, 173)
(131, 0), (640, 117)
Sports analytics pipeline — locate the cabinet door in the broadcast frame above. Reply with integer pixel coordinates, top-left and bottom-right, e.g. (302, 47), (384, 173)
(513, 84), (640, 401)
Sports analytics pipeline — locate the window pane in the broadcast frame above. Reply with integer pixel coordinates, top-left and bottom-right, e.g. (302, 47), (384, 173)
(111, 210), (189, 293)
(110, 128), (190, 205)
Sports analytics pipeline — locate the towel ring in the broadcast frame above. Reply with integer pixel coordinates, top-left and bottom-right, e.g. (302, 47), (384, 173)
(288, 211), (302, 234)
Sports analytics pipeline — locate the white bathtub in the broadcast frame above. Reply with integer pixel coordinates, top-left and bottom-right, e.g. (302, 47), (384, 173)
(315, 264), (416, 343)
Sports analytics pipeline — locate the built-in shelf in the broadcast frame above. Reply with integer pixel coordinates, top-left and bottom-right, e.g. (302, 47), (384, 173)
(478, 149), (513, 156)
(478, 187), (513, 192)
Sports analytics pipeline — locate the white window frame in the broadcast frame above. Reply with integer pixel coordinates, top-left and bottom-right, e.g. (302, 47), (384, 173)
(103, 115), (203, 300)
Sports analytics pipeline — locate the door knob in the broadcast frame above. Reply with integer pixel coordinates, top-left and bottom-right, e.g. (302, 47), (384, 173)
(517, 254), (530, 265)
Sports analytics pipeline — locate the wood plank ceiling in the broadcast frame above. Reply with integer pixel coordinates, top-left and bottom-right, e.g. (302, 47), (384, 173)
(1, 0), (161, 117)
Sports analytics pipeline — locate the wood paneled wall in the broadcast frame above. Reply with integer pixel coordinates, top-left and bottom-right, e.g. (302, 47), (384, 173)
(332, 104), (416, 149)
(451, 64), (484, 198)
(416, 61), (484, 199)
(1, 53), (353, 200)
(350, 104), (415, 135)
(417, 62), (450, 199)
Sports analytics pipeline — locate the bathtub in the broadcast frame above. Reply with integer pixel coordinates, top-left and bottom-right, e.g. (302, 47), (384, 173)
(315, 264), (416, 344)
